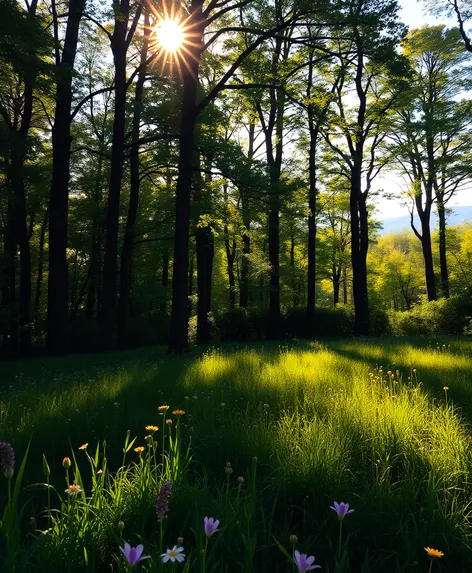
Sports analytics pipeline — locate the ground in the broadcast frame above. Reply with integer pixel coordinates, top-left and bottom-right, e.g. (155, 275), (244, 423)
(0, 337), (471, 572)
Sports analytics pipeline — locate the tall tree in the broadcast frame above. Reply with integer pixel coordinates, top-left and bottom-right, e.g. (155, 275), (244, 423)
(47, 0), (87, 354)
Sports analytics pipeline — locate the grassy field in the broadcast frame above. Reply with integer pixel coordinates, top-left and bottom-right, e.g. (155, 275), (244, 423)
(0, 337), (472, 572)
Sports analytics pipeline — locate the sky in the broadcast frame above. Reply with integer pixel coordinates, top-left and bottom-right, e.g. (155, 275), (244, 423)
(374, 0), (471, 220)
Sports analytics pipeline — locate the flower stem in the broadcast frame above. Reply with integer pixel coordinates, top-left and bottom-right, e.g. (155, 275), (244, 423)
(428, 561), (433, 573)
(338, 519), (343, 557)
(202, 537), (208, 573)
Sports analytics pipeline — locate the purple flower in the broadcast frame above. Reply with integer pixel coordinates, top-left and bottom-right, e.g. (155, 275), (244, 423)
(119, 542), (150, 568)
(156, 481), (173, 520)
(330, 501), (354, 521)
(204, 516), (220, 538)
(293, 550), (321, 572)
(0, 441), (15, 479)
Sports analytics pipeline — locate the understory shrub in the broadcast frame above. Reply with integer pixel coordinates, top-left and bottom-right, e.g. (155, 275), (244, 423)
(389, 294), (472, 336)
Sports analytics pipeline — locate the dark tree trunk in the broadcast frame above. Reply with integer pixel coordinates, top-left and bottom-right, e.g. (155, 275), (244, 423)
(350, 162), (369, 336)
(34, 213), (48, 327)
(168, 0), (205, 353)
(160, 246), (170, 313)
(188, 251), (195, 318)
(419, 215), (437, 301)
(437, 200), (449, 298)
(117, 8), (150, 349)
(290, 233), (298, 307)
(240, 121), (254, 308)
(333, 266), (340, 305)
(100, 0), (135, 350)
(223, 185), (236, 309)
(343, 265), (348, 305)
(47, 0), (86, 354)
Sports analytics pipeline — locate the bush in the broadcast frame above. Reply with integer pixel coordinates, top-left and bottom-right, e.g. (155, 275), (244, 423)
(389, 295), (472, 336)
(283, 306), (354, 338)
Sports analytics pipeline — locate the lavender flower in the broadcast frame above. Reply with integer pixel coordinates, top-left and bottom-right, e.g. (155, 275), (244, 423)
(293, 550), (321, 572)
(119, 542), (150, 568)
(204, 516), (220, 538)
(0, 441), (15, 479)
(330, 501), (355, 521)
(156, 481), (173, 520)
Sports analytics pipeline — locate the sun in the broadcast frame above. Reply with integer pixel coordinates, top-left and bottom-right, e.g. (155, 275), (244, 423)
(155, 18), (184, 52)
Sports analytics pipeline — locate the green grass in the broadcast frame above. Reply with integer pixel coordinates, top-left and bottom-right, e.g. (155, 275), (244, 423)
(1, 337), (472, 572)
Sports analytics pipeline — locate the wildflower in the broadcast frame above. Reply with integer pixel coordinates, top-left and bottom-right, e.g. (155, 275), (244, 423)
(62, 457), (71, 469)
(0, 441), (15, 479)
(78, 443), (88, 450)
(224, 461), (233, 476)
(161, 546), (185, 563)
(330, 501), (354, 521)
(134, 446), (144, 454)
(120, 543), (151, 568)
(172, 409), (185, 416)
(289, 534), (298, 544)
(237, 476), (245, 484)
(293, 550), (321, 572)
(145, 434), (153, 440)
(156, 481), (173, 519)
(166, 419), (173, 425)
(443, 386), (449, 391)
(425, 547), (444, 559)
(177, 537), (184, 545)
(220, 402), (225, 406)
(65, 484), (82, 496)
(263, 403), (269, 408)
(204, 517), (220, 537)
(145, 425), (158, 432)
(158, 405), (170, 412)
(97, 469), (103, 475)
(118, 521), (125, 530)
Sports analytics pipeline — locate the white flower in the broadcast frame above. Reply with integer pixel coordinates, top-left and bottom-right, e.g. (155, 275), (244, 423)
(161, 545), (185, 563)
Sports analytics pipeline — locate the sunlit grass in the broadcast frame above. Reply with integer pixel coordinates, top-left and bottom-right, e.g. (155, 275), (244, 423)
(1, 337), (472, 571)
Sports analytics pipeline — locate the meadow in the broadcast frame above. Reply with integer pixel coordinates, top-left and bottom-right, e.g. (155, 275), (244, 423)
(1, 337), (472, 572)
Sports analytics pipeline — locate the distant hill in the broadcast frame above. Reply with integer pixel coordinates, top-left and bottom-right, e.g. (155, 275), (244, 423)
(380, 205), (472, 235)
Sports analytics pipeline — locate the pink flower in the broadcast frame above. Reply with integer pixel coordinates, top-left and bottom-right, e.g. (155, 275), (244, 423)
(329, 501), (354, 521)
(204, 516), (220, 537)
(119, 543), (150, 568)
(293, 550), (321, 572)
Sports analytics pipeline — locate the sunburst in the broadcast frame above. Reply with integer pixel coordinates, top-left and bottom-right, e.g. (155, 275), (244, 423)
(150, 3), (203, 80)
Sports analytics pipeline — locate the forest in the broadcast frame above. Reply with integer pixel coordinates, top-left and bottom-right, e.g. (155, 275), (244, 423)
(1, 0), (472, 359)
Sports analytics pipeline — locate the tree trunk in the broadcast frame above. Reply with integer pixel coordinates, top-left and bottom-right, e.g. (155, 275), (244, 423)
(437, 200), (449, 298)
(117, 8), (150, 349)
(223, 185), (236, 309)
(333, 266), (340, 305)
(34, 212), (48, 327)
(420, 217), (437, 301)
(47, 0), (86, 354)
(240, 121), (254, 308)
(196, 225), (214, 344)
(100, 0), (132, 349)
(160, 246), (170, 313)
(1, 194), (18, 352)
(350, 163), (369, 336)
(168, 0), (205, 353)
(343, 265), (348, 304)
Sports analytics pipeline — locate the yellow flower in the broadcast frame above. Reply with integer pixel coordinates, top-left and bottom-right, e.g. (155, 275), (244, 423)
(172, 409), (185, 416)
(425, 547), (444, 559)
(145, 434), (153, 440)
(145, 425), (158, 432)
(166, 419), (173, 425)
(158, 405), (170, 412)
(263, 403), (269, 408)
(78, 443), (88, 450)
(443, 386), (449, 391)
(134, 446), (145, 454)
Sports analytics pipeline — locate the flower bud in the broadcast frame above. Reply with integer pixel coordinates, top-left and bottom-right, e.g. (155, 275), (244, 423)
(289, 534), (298, 545)
(63, 457), (71, 469)
(177, 537), (184, 545)
(42, 454), (50, 478)
(237, 476), (245, 484)
(118, 521), (125, 530)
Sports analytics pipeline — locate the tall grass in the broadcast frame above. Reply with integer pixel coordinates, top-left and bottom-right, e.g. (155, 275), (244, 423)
(0, 337), (471, 571)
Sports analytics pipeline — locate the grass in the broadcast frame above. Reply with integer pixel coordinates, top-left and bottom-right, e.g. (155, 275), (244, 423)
(0, 336), (472, 572)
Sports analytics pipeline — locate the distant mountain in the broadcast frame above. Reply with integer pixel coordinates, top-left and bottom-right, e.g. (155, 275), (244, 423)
(380, 205), (472, 235)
